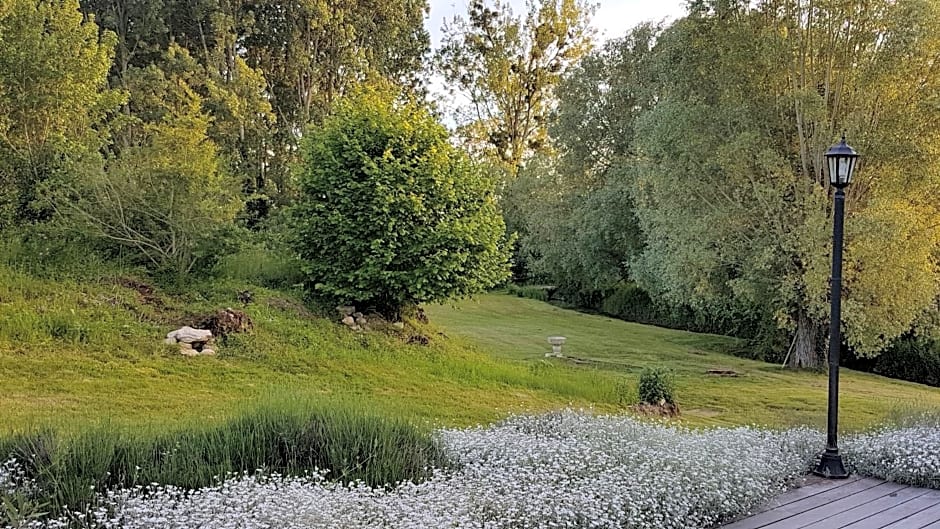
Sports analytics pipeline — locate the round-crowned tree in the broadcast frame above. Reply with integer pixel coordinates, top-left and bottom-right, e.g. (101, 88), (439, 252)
(290, 87), (512, 318)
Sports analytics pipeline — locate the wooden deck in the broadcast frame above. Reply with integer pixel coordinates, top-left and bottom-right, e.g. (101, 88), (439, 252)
(720, 475), (940, 529)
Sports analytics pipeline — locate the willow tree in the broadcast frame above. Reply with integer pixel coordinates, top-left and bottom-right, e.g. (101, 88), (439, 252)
(630, 0), (940, 367)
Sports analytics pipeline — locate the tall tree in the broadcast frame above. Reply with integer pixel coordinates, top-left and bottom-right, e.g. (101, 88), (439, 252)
(80, 0), (167, 83)
(508, 27), (658, 291)
(66, 45), (241, 278)
(628, 0), (940, 367)
(242, 0), (429, 132)
(237, 0), (430, 205)
(0, 0), (120, 229)
(436, 0), (594, 174)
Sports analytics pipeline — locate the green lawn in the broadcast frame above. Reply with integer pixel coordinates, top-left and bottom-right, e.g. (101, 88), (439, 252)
(0, 268), (621, 432)
(427, 293), (940, 430)
(1, 265), (937, 434)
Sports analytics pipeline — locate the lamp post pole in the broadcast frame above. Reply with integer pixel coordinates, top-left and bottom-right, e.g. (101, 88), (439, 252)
(815, 186), (848, 478)
(814, 134), (858, 479)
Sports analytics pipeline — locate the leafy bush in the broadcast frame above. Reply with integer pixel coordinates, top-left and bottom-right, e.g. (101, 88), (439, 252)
(63, 46), (242, 281)
(638, 366), (676, 405)
(289, 85), (512, 318)
(0, 403), (446, 521)
(600, 283), (659, 324)
(840, 335), (940, 388)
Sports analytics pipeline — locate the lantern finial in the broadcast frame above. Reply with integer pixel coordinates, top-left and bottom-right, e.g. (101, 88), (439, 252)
(825, 134), (859, 188)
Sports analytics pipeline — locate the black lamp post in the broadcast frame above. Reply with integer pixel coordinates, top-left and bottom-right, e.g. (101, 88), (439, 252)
(813, 134), (859, 479)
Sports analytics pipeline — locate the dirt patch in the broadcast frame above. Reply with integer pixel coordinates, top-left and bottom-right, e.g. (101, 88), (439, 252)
(630, 402), (680, 418)
(406, 333), (431, 346)
(706, 369), (741, 377)
(194, 308), (253, 341)
(113, 277), (164, 308)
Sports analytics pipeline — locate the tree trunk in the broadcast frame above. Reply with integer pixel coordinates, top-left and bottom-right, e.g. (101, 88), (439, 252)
(789, 310), (823, 369)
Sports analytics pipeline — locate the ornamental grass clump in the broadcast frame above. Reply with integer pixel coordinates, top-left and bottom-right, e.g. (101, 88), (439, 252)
(0, 403), (446, 524)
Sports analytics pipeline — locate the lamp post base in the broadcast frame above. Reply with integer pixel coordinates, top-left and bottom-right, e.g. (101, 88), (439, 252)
(813, 450), (849, 479)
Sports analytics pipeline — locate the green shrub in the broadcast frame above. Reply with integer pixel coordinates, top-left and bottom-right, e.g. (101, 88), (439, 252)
(638, 367), (676, 405)
(0, 402), (447, 521)
(873, 336), (940, 388)
(289, 84), (512, 318)
(600, 283), (658, 323)
(505, 284), (554, 302)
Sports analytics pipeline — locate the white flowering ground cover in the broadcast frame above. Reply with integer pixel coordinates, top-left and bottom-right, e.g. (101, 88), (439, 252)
(3, 410), (939, 529)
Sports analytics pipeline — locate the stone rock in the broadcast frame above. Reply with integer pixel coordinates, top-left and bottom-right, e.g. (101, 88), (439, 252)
(337, 305), (356, 317)
(201, 348), (216, 355)
(167, 326), (213, 344)
(392, 321), (405, 330)
(342, 316), (356, 327)
(355, 316), (367, 326)
(353, 312), (364, 319)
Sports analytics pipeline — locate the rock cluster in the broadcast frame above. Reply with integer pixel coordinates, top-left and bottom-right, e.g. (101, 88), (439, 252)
(337, 305), (368, 332)
(336, 305), (405, 332)
(164, 326), (216, 356)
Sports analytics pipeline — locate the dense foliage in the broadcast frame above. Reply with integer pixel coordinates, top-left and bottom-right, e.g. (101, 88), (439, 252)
(637, 367), (676, 405)
(290, 87), (512, 316)
(513, 0), (940, 367)
(0, 0), (118, 229)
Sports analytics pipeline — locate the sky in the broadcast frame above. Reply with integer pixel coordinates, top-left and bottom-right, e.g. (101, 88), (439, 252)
(426, 0), (689, 47)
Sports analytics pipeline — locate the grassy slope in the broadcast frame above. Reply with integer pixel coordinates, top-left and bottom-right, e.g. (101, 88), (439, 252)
(2, 263), (937, 434)
(427, 294), (940, 430)
(0, 266), (619, 432)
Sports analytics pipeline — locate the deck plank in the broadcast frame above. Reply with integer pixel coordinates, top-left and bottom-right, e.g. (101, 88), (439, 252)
(757, 482), (909, 529)
(879, 501), (940, 529)
(797, 485), (931, 529)
(719, 478), (886, 529)
(842, 490), (940, 529)
(754, 476), (864, 513)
